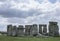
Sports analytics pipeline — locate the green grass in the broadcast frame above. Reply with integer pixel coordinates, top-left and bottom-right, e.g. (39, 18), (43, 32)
(0, 35), (60, 41)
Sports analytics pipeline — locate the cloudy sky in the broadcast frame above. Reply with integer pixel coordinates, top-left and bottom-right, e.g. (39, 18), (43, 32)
(0, 0), (60, 33)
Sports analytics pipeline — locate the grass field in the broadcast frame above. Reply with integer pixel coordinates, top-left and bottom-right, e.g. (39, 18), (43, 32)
(0, 35), (60, 41)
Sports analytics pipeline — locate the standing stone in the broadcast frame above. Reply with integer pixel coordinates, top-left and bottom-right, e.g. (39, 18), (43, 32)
(43, 25), (47, 35)
(39, 24), (47, 35)
(7, 25), (12, 36)
(12, 26), (17, 36)
(31, 24), (38, 36)
(25, 25), (32, 36)
(17, 25), (24, 36)
(49, 22), (59, 37)
(39, 25), (42, 34)
(29, 25), (33, 36)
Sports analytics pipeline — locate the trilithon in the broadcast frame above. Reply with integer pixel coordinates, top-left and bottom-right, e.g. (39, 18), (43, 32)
(49, 21), (59, 37)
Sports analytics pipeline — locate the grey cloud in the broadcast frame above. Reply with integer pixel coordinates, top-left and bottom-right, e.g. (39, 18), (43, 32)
(0, 9), (28, 18)
(55, 8), (60, 16)
(0, 4), (42, 18)
(35, 0), (44, 3)
(48, 0), (57, 3)
(0, 2), (42, 18)
(13, 0), (29, 3)
(0, 0), (7, 2)
(7, 18), (25, 24)
(0, 0), (29, 3)
(35, 0), (59, 4)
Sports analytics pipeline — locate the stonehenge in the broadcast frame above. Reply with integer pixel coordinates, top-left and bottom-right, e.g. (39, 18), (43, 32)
(49, 22), (59, 37)
(12, 26), (17, 36)
(7, 21), (59, 37)
(17, 25), (24, 36)
(32, 24), (38, 36)
(25, 25), (32, 36)
(7, 25), (12, 36)
(39, 24), (47, 35)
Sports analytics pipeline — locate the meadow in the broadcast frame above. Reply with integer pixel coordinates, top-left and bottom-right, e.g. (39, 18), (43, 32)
(0, 35), (60, 41)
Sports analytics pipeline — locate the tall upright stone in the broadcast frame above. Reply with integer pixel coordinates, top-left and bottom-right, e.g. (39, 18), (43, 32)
(12, 26), (17, 36)
(25, 25), (32, 36)
(39, 25), (42, 34)
(49, 22), (59, 37)
(17, 25), (24, 36)
(31, 24), (38, 36)
(43, 25), (47, 34)
(29, 25), (33, 36)
(39, 24), (47, 35)
(7, 25), (12, 36)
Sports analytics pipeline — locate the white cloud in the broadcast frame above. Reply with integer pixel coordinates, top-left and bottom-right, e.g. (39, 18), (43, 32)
(0, 0), (60, 33)
(8, 0), (60, 12)
(0, 0), (59, 12)
(0, 16), (8, 25)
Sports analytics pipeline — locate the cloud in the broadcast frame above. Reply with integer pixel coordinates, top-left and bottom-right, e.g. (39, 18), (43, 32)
(0, 24), (7, 31)
(0, 0), (60, 32)
(48, 0), (57, 3)
(0, 0), (60, 18)
(13, 0), (29, 3)
(35, 0), (44, 3)
(0, 0), (7, 2)
(0, 8), (43, 18)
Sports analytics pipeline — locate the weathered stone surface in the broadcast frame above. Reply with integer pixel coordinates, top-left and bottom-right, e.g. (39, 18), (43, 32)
(49, 22), (59, 37)
(39, 25), (42, 34)
(25, 24), (38, 36)
(12, 26), (17, 36)
(25, 25), (32, 36)
(7, 21), (59, 37)
(43, 25), (47, 34)
(32, 24), (38, 36)
(7, 25), (12, 36)
(39, 24), (47, 35)
(17, 25), (24, 36)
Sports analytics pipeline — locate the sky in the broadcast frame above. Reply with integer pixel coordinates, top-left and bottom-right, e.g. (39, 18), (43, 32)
(0, 0), (60, 33)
